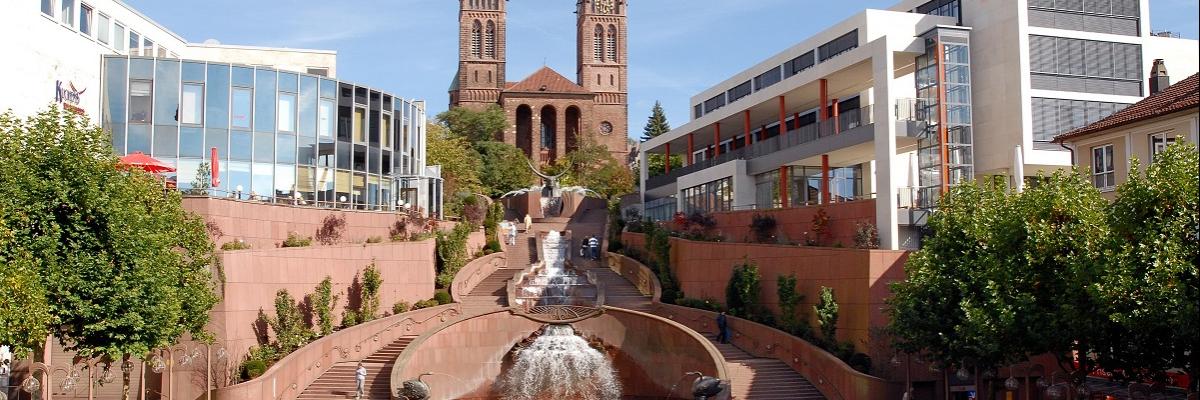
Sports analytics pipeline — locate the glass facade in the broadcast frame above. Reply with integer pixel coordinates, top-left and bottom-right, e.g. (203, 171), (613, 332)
(101, 56), (439, 214)
(753, 165), (864, 209)
(682, 178), (733, 214)
(914, 27), (975, 209)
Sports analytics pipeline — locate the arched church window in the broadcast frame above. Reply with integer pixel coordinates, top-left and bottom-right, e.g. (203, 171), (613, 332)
(606, 25), (618, 62)
(594, 24), (604, 62)
(471, 20), (482, 58)
(485, 20), (496, 59)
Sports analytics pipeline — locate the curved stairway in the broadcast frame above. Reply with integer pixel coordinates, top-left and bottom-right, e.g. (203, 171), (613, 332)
(708, 336), (825, 399)
(297, 336), (416, 399)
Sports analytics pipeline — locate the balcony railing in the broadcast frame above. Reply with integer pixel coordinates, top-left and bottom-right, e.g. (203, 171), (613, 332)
(645, 105), (874, 190)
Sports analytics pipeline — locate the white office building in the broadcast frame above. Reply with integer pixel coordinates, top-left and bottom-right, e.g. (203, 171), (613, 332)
(637, 0), (1198, 250)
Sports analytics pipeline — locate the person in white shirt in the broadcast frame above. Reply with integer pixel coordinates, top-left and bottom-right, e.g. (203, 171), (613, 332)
(355, 362), (367, 399)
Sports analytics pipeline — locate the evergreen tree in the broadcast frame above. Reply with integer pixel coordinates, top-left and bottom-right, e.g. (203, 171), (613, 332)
(641, 101), (671, 141)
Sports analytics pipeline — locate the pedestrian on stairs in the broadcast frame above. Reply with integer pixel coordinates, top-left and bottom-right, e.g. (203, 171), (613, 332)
(587, 235), (601, 261)
(507, 220), (518, 245)
(355, 361), (367, 399)
(523, 213), (532, 232)
(716, 312), (730, 344)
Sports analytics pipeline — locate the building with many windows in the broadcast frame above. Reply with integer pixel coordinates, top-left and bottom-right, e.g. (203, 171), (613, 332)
(637, 0), (1198, 249)
(100, 56), (442, 214)
(2, 0), (441, 215)
(1056, 67), (1198, 199)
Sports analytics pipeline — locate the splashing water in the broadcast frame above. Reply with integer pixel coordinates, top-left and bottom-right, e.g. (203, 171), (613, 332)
(499, 325), (621, 400)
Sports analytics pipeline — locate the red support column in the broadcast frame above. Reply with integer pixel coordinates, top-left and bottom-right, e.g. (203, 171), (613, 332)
(832, 98), (841, 134)
(778, 96), (787, 137)
(779, 166), (789, 208)
(818, 79), (829, 122)
(936, 38), (951, 194)
(664, 143), (671, 173)
(743, 110), (752, 147)
(713, 123), (722, 156)
(687, 133), (694, 165)
(821, 154), (831, 204)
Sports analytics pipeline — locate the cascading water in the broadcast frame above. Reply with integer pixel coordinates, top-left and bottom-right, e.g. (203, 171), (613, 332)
(516, 230), (596, 306)
(498, 324), (621, 400)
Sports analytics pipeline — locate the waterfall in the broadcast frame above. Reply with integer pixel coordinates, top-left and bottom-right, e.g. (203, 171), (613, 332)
(499, 325), (621, 400)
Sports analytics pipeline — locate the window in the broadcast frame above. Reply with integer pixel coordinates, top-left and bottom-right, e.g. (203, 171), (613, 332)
(128, 80), (152, 123)
(594, 24), (604, 62)
(785, 51), (816, 78)
(381, 115), (392, 148)
(96, 13), (110, 44)
(114, 23), (126, 51)
(231, 88), (252, 129)
(1091, 144), (1115, 190)
(606, 25), (618, 62)
(1031, 97), (1130, 146)
(353, 107), (366, 142)
(278, 93), (296, 132)
(143, 37), (154, 57)
(485, 20), (496, 59)
(1149, 132), (1175, 162)
(470, 20), (482, 58)
(754, 66), (782, 91)
(78, 3), (92, 35)
(306, 67), (329, 77)
(318, 99), (334, 137)
(727, 81), (752, 103)
(42, 0), (53, 16)
(157, 46), (168, 58)
(818, 29), (858, 62)
(181, 83), (204, 125)
(61, 0), (75, 26)
(1028, 35), (1143, 96)
(128, 31), (140, 55)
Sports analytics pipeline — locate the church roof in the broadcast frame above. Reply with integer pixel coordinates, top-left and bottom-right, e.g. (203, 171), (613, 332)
(505, 66), (592, 94)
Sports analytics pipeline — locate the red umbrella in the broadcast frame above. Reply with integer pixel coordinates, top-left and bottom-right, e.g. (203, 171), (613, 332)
(119, 152), (176, 173)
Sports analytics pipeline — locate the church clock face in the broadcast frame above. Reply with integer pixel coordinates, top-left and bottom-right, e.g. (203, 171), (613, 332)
(599, 121), (614, 135)
(595, 0), (615, 14)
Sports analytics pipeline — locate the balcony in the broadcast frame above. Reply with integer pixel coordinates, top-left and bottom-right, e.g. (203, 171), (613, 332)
(645, 105), (874, 190)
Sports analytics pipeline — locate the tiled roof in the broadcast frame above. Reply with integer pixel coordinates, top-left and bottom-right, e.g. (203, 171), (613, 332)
(1056, 73), (1199, 142)
(505, 66), (592, 94)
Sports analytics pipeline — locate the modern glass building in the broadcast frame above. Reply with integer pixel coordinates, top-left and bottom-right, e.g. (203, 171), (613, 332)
(101, 55), (442, 215)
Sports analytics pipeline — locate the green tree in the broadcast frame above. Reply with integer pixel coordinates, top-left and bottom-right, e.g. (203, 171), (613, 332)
(310, 276), (336, 336)
(641, 101), (683, 176)
(777, 273), (808, 337)
(1098, 142), (1198, 386)
(436, 105), (507, 143)
(815, 286), (839, 342)
(0, 208), (53, 358)
(475, 141), (534, 197)
(641, 101), (671, 141)
(0, 108), (218, 399)
(426, 122), (482, 214)
(556, 139), (635, 200)
(267, 289), (312, 354)
(188, 160), (212, 195)
(359, 262), (383, 322)
(725, 261), (762, 319)
(887, 173), (1109, 379)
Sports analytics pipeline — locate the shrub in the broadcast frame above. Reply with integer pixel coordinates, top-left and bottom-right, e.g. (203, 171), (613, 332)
(811, 208), (831, 246)
(646, 223), (683, 304)
(725, 261), (761, 318)
(411, 299), (440, 310)
(282, 232), (312, 248)
(676, 298), (724, 312)
(392, 301), (410, 314)
(267, 289), (313, 354)
(221, 239), (251, 251)
(777, 274), (810, 338)
(815, 286), (839, 342)
(311, 276), (336, 336)
(340, 310), (359, 327)
(315, 214), (346, 245)
(460, 195), (487, 227)
(847, 352), (873, 374)
(240, 359), (266, 381)
(359, 262), (383, 322)
(436, 223), (473, 288)
(750, 214), (778, 243)
(853, 221), (880, 249)
(433, 291), (453, 305)
(366, 236), (383, 244)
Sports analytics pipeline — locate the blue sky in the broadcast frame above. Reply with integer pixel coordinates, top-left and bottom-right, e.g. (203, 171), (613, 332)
(126, 0), (1199, 141)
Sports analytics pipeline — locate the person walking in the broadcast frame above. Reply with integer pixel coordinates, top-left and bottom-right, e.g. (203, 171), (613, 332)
(523, 213), (532, 232)
(507, 220), (518, 245)
(355, 361), (367, 399)
(716, 312), (730, 344)
(587, 235), (601, 261)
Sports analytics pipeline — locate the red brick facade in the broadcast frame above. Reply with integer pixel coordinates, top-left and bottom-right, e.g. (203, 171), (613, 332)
(449, 0), (629, 164)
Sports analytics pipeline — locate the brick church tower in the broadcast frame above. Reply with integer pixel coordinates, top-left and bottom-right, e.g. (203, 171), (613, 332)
(448, 0), (629, 164)
(448, 0), (505, 110)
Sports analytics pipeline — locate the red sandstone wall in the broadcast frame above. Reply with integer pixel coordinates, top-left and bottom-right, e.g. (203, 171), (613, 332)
(621, 232), (908, 352)
(708, 200), (876, 246)
(211, 241), (437, 365)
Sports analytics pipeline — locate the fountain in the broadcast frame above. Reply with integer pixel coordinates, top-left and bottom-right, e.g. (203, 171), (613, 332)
(497, 324), (621, 400)
(511, 230), (601, 308)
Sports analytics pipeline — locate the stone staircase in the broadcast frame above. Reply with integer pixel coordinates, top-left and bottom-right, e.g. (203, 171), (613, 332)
(297, 336), (417, 400)
(707, 336), (825, 400)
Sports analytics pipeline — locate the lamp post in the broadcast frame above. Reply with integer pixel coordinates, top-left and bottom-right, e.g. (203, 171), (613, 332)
(152, 343), (227, 400)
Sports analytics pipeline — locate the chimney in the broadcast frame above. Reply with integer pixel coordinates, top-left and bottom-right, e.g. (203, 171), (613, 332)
(1150, 59), (1170, 95)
